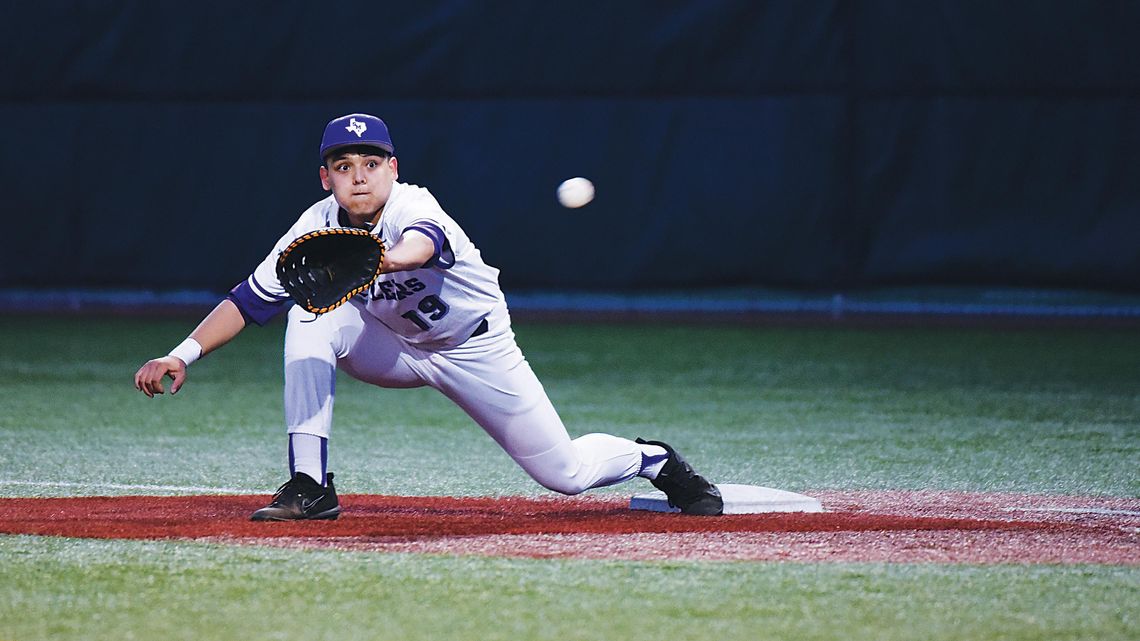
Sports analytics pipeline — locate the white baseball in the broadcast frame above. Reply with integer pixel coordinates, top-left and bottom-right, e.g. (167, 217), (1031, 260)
(556, 177), (595, 208)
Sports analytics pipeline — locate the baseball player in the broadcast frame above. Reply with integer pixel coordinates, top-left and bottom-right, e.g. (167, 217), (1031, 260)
(134, 113), (723, 518)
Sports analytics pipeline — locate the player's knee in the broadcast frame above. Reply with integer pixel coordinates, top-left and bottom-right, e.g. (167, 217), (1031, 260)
(533, 473), (590, 496)
(509, 438), (595, 495)
(518, 457), (591, 495)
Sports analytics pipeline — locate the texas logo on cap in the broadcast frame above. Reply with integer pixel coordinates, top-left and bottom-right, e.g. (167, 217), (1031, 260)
(345, 118), (368, 137)
(320, 113), (395, 160)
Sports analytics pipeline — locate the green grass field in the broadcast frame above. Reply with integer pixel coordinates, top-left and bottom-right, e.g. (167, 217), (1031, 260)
(0, 314), (1137, 640)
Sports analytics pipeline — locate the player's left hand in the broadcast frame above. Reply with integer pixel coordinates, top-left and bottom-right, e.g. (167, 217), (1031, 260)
(134, 356), (188, 398)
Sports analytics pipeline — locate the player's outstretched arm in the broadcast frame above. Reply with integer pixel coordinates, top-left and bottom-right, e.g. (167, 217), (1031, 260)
(380, 230), (435, 273)
(134, 299), (247, 398)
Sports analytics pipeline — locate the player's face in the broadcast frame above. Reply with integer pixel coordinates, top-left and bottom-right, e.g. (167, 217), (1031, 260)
(320, 151), (399, 222)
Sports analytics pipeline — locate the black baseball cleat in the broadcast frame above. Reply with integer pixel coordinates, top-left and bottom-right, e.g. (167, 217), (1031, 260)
(250, 472), (341, 521)
(637, 438), (724, 516)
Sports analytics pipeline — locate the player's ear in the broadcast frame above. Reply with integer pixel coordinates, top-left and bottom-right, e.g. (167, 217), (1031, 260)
(389, 156), (398, 180)
(319, 165), (332, 191)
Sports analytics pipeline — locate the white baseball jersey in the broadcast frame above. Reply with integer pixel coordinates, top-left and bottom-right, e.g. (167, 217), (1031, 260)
(232, 182), (503, 348)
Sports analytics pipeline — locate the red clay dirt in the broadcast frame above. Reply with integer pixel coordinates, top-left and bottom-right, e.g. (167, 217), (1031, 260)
(1, 490), (1136, 564)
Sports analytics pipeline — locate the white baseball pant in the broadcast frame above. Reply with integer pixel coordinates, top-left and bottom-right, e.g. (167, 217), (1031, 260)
(281, 301), (650, 494)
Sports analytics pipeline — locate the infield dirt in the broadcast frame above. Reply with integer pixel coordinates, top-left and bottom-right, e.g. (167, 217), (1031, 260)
(1, 490), (1135, 564)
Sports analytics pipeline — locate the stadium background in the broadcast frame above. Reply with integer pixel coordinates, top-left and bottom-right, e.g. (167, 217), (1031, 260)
(1, 1), (1137, 310)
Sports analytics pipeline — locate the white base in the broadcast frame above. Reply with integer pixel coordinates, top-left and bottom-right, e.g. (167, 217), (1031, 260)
(630, 483), (823, 514)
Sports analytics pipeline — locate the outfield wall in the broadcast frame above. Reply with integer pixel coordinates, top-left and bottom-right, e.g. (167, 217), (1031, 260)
(2, 2), (1137, 293)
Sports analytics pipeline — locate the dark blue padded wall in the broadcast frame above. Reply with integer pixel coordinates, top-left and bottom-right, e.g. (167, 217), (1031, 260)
(1, 2), (1136, 292)
(849, 2), (1140, 291)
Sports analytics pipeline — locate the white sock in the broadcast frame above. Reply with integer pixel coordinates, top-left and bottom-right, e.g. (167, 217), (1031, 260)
(636, 443), (670, 480)
(289, 432), (327, 486)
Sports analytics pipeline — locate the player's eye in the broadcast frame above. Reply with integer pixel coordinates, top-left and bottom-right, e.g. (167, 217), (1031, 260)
(367, 160), (378, 168)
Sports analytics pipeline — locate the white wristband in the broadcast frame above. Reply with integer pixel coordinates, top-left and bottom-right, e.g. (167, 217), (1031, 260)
(168, 337), (203, 367)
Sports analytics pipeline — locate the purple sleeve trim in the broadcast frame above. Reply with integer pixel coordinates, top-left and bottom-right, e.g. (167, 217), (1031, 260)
(404, 223), (443, 261)
(248, 274), (278, 301)
(227, 279), (291, 326)
(404, 222), (451, 268)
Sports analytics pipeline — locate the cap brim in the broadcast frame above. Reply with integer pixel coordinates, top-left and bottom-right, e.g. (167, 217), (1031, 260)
(321, 141), (395, 159)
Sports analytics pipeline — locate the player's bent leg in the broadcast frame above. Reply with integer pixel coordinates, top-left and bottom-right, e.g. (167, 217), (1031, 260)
(568, 433), (645, 489)
(522, 433), (724, 514)
(432, 331), (721, 507)
(436, 357), (647, 494)
(432, 337), (649, 494)
(511, 433), (645, 495)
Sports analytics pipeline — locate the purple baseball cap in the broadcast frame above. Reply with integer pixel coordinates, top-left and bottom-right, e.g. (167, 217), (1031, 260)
(319, 113), (395, 161)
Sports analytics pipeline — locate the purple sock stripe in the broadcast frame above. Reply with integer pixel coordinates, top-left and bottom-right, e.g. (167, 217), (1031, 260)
(320, 436), (328, 486)
(639, 450), (669, 476)
(288, 435), (296, 477)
